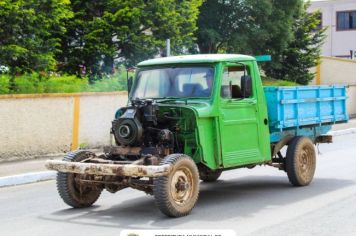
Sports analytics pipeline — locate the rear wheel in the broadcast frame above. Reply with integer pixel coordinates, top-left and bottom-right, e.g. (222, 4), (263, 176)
(199, 168), (222, 182)
(286, 136), (316, 186)
(153, 154), (200, 217)
(56, 150), (103, 208)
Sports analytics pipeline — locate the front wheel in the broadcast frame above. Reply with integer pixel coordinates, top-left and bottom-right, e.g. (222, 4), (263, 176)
(286, 136), (316, 186)
(153, 154), (200, 217)
(56, 150), (103, 208)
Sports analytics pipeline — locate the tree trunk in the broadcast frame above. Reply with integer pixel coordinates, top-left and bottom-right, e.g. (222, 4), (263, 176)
(9, 74), (16, 93)
(103, 55), (114, 74)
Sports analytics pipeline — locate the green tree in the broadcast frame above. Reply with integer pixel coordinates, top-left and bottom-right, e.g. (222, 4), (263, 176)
(264, 2), (326, 85)
(196, 0), (325, 84)
(0, 0), (72, 91)
(196, 0), (301, 56)
(195, 0), (247, 53)
(56, 1), (114, 79)
(0, 0), (73, 73)
(58, 0), (203, 77)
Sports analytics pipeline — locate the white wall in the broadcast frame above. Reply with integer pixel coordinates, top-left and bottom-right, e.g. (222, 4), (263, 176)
(311, 56), (356, 117)
(318, 57), (356, 85)
(79, 94), (127, 148)
(320, 57), (356, 116)
(347, 86), (356, 117)
(0, 92), (128, 162)
(309, 0), (356, 57)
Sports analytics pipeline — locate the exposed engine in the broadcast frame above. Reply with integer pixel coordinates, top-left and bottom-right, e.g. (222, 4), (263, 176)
(111, 99), (175, 159)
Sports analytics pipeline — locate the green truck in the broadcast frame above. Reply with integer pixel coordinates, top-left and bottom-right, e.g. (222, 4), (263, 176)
(46, 54), (348, 217)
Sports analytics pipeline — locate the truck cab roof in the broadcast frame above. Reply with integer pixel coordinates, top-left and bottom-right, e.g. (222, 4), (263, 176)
(137, 54), (256, 67)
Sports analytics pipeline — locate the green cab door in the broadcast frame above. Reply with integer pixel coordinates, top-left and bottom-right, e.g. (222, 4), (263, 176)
(218, 64), (265, 168)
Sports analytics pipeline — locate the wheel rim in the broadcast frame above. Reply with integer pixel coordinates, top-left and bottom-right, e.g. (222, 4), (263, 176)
(297, 145), (315, 183)
(170, 166), (194, 205)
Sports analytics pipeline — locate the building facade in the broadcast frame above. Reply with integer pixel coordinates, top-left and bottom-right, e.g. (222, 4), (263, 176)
(309, 0), (356, 59)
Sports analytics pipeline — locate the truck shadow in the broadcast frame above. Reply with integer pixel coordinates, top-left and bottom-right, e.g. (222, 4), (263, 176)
(40, 175), (355, 229)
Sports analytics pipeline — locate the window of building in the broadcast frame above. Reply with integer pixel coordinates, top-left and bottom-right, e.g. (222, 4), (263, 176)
(337, 11), (356, 31)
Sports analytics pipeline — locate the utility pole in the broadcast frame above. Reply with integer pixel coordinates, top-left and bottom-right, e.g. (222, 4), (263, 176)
(166, 39), (171, 57)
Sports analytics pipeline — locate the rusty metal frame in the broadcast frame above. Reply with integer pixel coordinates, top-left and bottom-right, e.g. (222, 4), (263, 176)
(103, 146), (141, 156)
(272, 135), (293, 157)
(45, 160), (172, 177)
(315, 135), (333, 144)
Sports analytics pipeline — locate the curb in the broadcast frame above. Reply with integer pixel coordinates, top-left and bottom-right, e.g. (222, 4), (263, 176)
(328, 128), (356, 136)
(0, 171), (56, 188)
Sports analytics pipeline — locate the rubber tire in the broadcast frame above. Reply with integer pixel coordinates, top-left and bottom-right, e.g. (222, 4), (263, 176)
(56, 150), (102, 208)
(153, 154), (200, 217)
(286, 136), (316, 186)
(199, 168), (222, 182)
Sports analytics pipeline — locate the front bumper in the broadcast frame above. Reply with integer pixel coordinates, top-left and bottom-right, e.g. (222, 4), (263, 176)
(45, 160), (172, 177)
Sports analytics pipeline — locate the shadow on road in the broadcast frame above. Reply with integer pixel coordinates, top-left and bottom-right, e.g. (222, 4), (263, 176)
(39, 176), (355, 229)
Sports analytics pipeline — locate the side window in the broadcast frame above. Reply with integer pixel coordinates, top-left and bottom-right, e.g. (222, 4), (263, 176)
(221, 66), (252, 99)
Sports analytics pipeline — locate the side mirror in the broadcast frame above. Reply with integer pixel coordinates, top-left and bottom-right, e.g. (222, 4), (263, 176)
(241, 75), (252, 98)
(127, 76), (133, 94)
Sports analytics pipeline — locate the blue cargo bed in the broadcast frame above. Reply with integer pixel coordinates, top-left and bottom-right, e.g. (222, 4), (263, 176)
(264, 85), (348, 143)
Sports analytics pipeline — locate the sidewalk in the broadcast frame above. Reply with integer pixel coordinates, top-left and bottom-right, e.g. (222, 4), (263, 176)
(1, 119), (355, 187)
(0, 156), (62, 178)
(329, 118), (356, 136)
(0, 155), (62, 187)
(0, 149), (102, 187)
(331, 117), (356, 130)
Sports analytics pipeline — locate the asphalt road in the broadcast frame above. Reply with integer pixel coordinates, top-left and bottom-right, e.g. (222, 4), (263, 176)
(1, 134), (356, 236)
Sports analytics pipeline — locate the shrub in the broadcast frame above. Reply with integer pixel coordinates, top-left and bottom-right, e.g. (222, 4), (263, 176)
(262, 76), (299, 86)
(0, 75), (10, 94)
(14, 73), (42, 94)
(44, 75), (88, 93)
(0, 70), (131, 94)
(86, 74), (127, 92)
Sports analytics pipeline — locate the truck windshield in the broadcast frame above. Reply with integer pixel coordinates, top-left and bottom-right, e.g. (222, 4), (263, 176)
(131, 67), (214, 99)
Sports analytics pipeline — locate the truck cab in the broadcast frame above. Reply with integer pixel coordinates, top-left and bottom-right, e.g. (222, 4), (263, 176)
(133, 54), (271, 170)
